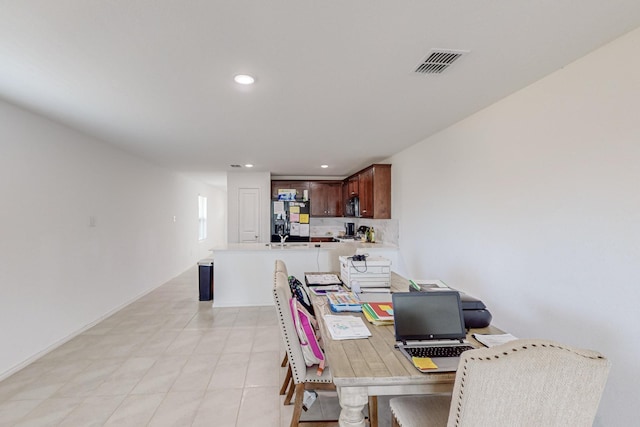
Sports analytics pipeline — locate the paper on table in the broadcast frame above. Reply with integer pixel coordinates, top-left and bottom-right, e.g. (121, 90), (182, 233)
(412, 357), (438, 370)
(409, 279), (451, 291)
(472, 333), (518, 348)
(323, 315), (372, 340)
(306, 274), (342, 285)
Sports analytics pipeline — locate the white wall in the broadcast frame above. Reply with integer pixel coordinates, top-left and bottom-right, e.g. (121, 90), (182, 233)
(390, 27), (640, 426)
(0, 99), (226, 378)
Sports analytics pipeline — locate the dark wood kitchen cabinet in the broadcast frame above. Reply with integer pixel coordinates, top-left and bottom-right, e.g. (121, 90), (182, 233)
(309, 181), (343, 217)
(271, 163), (390, 218)
(270, 180), (309, 200)
(346, 175), (359, 197)
(355, 164), (391, 219)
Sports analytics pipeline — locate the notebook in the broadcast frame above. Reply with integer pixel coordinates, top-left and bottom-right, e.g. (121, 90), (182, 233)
(392, 291), (474, 373)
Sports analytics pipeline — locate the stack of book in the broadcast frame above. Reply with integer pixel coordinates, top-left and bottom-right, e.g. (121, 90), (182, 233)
(361, 302), (394, 325)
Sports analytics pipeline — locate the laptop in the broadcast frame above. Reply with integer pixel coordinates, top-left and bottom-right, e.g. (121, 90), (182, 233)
(392, 291), (474, 373)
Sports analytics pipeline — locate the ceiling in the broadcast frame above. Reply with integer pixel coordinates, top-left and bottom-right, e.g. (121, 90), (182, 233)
(2, 1), (640, 187)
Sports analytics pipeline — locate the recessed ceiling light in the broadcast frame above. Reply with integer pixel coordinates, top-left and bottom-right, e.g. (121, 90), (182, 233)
(244, 164), (254, 168)
(321, 165), (329, 168)
(234, 74), (255, 85)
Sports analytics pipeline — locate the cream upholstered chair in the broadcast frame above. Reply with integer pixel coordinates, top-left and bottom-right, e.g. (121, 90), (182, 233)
(273, 264), (337, 426)
(389, 339), (610, 427)
(275, 260), (294, 398)
(273, 261), (378, 427)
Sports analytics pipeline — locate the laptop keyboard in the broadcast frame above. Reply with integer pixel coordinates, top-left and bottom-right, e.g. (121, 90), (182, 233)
(406, 345), (474, 358)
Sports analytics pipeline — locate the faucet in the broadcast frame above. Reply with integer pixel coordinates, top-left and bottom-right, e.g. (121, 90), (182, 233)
(279, 234), (289, 247)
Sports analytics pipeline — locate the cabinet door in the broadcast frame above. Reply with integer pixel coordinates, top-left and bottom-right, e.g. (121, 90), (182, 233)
(342, 181), (349, 214)
(347, 176), (359, 197)
(310, 181), (343, 217)
(309, 182), (328, 216)
(371, 164), (391, 219)
(326, 183), (343, 217)
(359, 168), (374, 218)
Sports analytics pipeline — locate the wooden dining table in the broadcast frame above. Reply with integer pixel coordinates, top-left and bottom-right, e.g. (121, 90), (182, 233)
(309, 272), (503, 427)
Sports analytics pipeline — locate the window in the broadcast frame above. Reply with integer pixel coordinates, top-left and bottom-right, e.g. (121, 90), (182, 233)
(198, 195), (207, 241)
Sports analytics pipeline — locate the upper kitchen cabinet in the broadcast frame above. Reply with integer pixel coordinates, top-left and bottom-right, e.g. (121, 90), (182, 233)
(310, 181), (343, 217)
(354, 164), (391, 219)
(346, 175), (359, 197)
(271, 180), (309, 200)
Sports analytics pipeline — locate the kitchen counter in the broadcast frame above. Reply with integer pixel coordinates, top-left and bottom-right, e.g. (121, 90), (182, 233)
(210, 241), (397, 251)
(209, 241), (401, 307)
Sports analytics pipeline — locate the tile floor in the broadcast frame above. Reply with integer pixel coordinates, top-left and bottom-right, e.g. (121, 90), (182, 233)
(0, 267), (392, 427)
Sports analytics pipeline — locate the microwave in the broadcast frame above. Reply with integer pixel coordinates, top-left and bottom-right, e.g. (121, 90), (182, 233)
(345, 195), (360, 217)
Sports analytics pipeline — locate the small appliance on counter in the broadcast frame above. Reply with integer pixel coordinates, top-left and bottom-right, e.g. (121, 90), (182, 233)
(345, 222), (355, 237)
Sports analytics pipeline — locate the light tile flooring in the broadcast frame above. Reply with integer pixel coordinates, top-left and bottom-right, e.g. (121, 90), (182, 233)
(0, 267), (392, 427)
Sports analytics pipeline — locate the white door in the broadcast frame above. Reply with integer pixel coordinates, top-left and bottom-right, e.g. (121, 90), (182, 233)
(238, 188), (261, 242)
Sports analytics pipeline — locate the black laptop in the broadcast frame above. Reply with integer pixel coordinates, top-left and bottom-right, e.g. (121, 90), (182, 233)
(392, 291), (474, 372)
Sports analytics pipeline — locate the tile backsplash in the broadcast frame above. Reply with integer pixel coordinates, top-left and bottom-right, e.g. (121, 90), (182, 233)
(310, 217), (398, 245)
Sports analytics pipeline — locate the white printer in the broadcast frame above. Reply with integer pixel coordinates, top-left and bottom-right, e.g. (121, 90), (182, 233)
(339, 255), (391, 291)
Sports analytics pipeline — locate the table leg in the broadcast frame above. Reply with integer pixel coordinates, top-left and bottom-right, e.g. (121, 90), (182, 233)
(337, 386), (368, 427)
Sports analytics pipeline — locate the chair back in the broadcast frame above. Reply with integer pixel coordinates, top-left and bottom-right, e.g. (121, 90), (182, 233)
(273, 261), (307, 385)
(275, 259), (288, 277)
(447, 339), (610, 427)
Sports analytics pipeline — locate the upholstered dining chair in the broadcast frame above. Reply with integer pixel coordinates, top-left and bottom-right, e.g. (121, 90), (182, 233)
(275, 260), (294, 399)
(273, 260), (378, 427)
(389, 339), (610, 427)
(274, 265), (338, 426)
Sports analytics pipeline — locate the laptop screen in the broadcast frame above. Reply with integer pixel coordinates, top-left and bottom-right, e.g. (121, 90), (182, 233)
(393, 291), (466, 342)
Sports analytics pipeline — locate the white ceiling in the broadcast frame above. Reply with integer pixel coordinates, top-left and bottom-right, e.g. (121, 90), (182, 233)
(2, 1), (640, 187)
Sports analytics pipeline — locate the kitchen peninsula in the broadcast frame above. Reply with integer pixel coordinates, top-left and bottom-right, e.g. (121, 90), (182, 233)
(210, 242), (400, 307)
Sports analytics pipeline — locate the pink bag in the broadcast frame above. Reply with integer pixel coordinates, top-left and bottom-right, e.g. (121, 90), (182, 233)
(290, 298), (326, 375)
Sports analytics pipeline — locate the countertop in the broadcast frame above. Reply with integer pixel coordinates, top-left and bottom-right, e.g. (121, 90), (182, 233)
(210, 241), (398, 252)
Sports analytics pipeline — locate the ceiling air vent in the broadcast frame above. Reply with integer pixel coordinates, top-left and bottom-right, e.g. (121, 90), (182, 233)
(414, 49), (469, 74)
